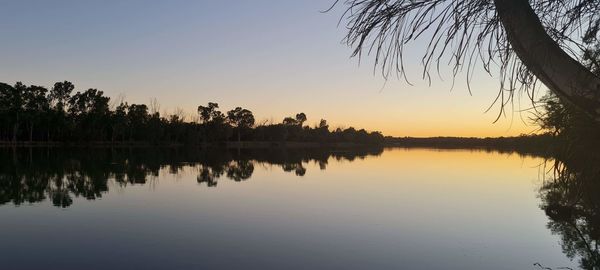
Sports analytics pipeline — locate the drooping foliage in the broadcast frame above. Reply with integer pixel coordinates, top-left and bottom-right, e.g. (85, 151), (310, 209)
(333, 0), (600, 118)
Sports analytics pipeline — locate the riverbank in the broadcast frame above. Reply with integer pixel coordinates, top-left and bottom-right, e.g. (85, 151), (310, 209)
(0, 141), (383, 149)
(0, 134), (557, 158)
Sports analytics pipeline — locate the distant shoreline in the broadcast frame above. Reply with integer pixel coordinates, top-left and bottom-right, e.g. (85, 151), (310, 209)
(0, 134), (556, 155)
(0, 141), (382, 148)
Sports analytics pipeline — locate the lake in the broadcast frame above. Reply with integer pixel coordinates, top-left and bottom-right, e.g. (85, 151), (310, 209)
(0, 147), (585, 269)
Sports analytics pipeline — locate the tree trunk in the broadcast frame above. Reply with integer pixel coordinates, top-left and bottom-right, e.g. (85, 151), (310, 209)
(111, 125), (116, 143)
(12, 113), (19, 143)
(29, 122), (34, 142)
(494, 0), (600, 120)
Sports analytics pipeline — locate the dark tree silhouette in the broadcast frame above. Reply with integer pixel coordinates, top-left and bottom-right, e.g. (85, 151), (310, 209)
(48, 81), (74, 140)
(68, 89), (111, 140)
(23, 85), (49, 142)
(49, 81), (74, 112)
(0, 81), (386, 145)
(198, 102), (230, 142)
(3, 82), (26, 142)
(318, 119), (328, 129)
(127, 104), (149, 141)
(198, 102), (224, 124)
(333, 0), (600, 120)
(282, 116), (297, 126)
(227, 107), (255, 142)
(295, 113), (307, 126)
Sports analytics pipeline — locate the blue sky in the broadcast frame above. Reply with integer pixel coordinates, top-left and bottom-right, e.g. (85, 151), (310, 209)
(0, 0), (538, 137)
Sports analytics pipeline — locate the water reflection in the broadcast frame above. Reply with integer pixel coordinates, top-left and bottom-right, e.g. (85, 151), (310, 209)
(4, 145), (600, 269)
(539, 149), (600, 270)
(0, 147), (383, 208)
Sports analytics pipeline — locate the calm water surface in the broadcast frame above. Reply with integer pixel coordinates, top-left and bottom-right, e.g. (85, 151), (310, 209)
(0, 147), (581, 269)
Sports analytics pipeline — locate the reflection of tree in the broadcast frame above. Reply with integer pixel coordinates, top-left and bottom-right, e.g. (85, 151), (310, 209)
(196, 160), (254, 186)
(282, 163), (306, 176)
(197, 166), (222, 187)
(318, 160), (327, 170)
(539, 152), (600, 270)
(226, 160), (254, 182)
(0, 146), (383, 207)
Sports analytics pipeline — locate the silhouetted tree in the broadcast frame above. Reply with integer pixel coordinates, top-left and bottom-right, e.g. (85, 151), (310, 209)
(295, 113), (307, 126)
(127, 104), (149, 141)
(0, 81), (386, 145)
(0, 83), (12, 141)
(334, 0), (600, 121)
(198, 102), (231, 142)
(198, 102), (224, 124)
(6, 82), (26, 142)
(48, 81), (74, 140)
(68, 89), (110, 140)
(282, 117), (297, 126)
(111, 102), (128, 142)
(535, 44), (600, 147)
(227, 107), (255, 142)
(318, 119), (328, 129)
(23, 85), (49, 141)
(49, 81), (74, 112)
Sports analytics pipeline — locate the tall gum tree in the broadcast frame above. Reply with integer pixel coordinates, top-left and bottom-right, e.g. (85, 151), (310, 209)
(335, 0), (600, 120)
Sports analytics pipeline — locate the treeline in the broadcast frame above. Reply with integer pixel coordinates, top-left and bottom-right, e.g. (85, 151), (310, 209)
(0, 81), (384, 145)
(385, 134), (556, 157)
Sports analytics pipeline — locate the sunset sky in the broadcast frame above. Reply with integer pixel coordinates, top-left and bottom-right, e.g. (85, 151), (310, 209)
(0, 0), (542, 137)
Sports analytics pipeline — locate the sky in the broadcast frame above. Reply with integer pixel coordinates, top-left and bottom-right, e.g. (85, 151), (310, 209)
(0, 0), (542, 137)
